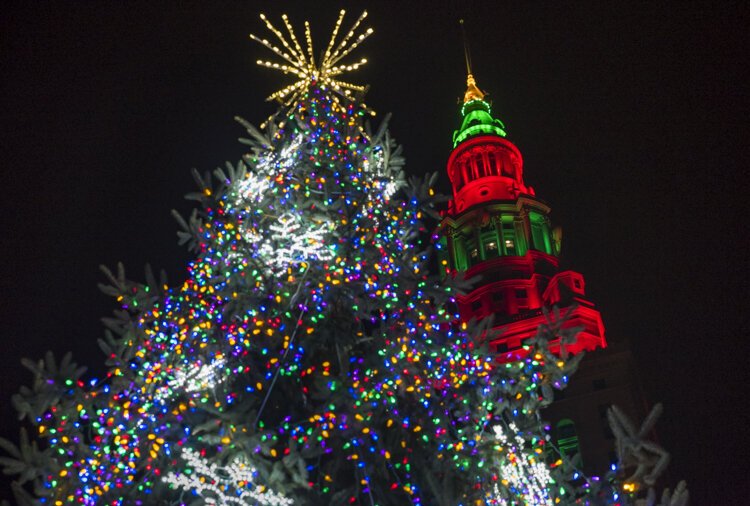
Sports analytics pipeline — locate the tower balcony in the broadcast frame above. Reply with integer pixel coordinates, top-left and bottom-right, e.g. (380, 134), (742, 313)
(490, 304), (607, 361)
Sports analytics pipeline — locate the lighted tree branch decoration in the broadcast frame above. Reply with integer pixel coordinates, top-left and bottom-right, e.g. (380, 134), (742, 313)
(608, 403), (669, 488)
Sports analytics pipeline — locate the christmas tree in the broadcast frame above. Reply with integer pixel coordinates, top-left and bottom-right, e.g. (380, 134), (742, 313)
(1, 11), (685, 506)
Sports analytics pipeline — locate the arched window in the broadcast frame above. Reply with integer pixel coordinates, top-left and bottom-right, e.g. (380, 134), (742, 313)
(465, 234), (479, 267)
(452, 235), (467, 271)
(529, 212), (552, 254)
(460, 161), (470, 191)
(487, 152), (496, 176)
(469, 157), (479, 180)
(501, 216), (517, 256)
(476, 154), (486, 178)
(556, 419), (582, 467)
(454, 165), (464, 191)
(486, 151), (497, 176)
(480, 223), (499, 259)
(501, 154), (514, 177)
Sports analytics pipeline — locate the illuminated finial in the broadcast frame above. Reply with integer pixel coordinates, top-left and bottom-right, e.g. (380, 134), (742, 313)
(250, 10), (373, 106)
(459, 19), (485, 103)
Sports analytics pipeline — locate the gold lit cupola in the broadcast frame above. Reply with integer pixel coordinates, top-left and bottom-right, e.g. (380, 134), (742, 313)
(464, 73), (485, 102)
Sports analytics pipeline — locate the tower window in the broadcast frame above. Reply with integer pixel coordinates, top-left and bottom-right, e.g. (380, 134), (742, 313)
(497, 158), (507, 176)
(460, 163), (470, 190)
(486, 152), (497, 176)
(515, 288), (527, 299)
(471, 299), (482, 311)
(466, 236), (479, 266)
(470, 158), (479, 180)
(501, 219), (517, 255)
(531, 222), (545, 252)
(530, 212), (552, 254)
(501, 157), (514, 177)
(558, 421), (577, 439)
(492, 291), (504, 302)
(556, 419), (582, 467)
(453, 236), (467, 271)
(478, 156), (489, 177)
(480, 225), (499, 259)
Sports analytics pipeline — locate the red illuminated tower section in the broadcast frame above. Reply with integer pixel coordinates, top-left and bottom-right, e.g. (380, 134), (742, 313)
(439, 75), (606, 360)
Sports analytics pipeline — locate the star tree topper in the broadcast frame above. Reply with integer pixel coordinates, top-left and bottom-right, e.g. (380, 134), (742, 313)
(250, 10), (373, 106)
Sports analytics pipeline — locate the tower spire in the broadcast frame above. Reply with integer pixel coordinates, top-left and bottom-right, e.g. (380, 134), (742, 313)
(459, 19), (484, 103)
(440, 29), (606, 362)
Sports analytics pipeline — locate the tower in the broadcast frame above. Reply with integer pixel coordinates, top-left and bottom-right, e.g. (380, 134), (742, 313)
(438, 73), (606, 360)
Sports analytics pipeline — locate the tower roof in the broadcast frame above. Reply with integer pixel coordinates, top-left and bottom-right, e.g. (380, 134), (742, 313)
(453, 74), (507, 147)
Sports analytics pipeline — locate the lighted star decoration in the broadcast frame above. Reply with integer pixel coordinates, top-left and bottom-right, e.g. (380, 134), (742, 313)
(250, 10), (373, 106)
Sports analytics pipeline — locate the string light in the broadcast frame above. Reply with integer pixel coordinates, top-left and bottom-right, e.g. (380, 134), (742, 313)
(3, 11), (606, 506)
(250, 10), (373, 106)
(163, 448), (293, 505)
(162, 357), (227, 398)
(492, 422), (554, 506)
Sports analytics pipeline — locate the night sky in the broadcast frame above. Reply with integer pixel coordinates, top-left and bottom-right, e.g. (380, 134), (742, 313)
(1, 1), (747, 503)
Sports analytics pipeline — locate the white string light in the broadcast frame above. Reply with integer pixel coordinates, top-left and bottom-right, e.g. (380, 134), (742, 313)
(362, 146), (402, 202)
(265, 211), (334, 266)
(234, 136), (303, 207)
(491, 422), (554, 506)
(163, 448), (293, 505)
(168, 358), (226, 395)
(152, 358), (228, 402)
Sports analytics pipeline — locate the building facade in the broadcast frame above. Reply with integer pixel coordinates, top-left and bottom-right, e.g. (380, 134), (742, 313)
(438, 74), (606, 361)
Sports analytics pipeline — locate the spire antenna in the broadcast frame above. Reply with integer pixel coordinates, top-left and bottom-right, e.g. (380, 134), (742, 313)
(459, 19), (472, 77)
(459, 19), (485, 103)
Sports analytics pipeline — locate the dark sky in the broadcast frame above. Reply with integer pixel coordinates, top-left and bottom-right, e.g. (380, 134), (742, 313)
(1, 1), (747, 503)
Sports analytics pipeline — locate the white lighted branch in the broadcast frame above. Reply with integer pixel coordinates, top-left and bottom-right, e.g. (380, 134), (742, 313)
(492, 422), (554, 506)
(163, 447), (293, 506)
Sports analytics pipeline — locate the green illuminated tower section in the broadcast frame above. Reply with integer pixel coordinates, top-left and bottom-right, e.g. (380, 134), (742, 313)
(439, 74), (605, 359)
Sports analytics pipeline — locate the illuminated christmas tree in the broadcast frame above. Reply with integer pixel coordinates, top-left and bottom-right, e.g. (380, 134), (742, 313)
(0, 10), (685, 506)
